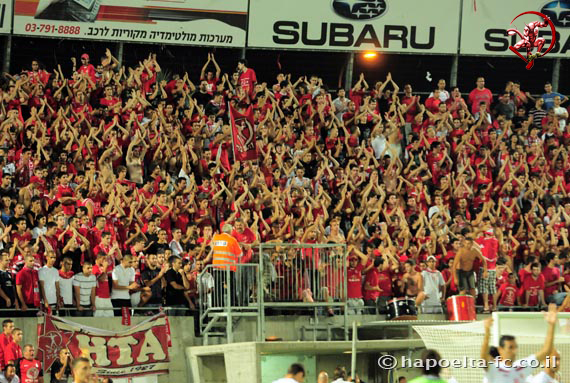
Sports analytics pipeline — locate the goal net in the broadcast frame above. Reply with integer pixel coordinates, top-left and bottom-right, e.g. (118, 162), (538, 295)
(413, 312), (570, 383)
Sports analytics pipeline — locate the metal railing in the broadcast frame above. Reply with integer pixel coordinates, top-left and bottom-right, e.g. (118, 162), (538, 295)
(259, 243), (348, 341)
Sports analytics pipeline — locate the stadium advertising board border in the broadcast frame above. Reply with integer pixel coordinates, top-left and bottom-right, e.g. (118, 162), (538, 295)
(13, 0), (247, 47)
(460, 0), (570, 57)
(247, 0), (461, 54)
(0, 0), (12, 34)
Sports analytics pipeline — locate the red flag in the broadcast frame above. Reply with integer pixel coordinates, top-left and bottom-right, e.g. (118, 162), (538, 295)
(229, 104), (257, 161)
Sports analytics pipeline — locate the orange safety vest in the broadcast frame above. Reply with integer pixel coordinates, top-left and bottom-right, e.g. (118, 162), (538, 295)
(212, 233), (241, 272)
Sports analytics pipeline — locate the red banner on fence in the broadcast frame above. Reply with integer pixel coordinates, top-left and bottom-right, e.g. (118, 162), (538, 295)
(229, 104), (257, 161)
(38, 314), (170, 378)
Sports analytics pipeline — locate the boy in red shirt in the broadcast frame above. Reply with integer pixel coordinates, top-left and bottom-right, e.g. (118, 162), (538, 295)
(497, 273), (518, 308)
(364, 258), (383, 314)
(523, 263), (546, 307)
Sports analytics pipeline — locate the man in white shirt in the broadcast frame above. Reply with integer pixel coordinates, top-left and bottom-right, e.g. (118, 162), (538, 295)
(0, 363), (20, 383)
(38, 251), (61, 312)
(421, 256), (445, 313)
(169, 229), (184, 258)
(111, 255), (137, 317)
(72, 262), (96, 317)
(481, 304), (558, 383)
(272, 363), (305, 383)
(552, 96), (568, 132)
(529, 349), (560, 383)
(58, 258), (75, 316)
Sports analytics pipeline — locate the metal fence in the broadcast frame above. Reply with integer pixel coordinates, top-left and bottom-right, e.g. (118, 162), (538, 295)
(259, 243), (348, 340)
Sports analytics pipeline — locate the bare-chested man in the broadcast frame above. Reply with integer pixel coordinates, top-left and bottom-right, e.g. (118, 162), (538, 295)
(453, 232), (487, 296)
(402, 259), (426, 306)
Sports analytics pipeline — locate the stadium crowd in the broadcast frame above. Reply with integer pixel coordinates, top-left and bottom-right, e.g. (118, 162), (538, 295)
(0, 49), (568, 324)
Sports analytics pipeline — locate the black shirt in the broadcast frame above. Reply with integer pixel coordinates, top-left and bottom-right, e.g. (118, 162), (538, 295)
(50, 358), (72, 383)
(63, 249), (83, 274)
(165, 269), (186, 306)
(141, 267), (163, 304)
(0, 269), (15, 308)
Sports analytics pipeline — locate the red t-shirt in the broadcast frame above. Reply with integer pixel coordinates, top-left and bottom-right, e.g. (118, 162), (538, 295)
(378, 269), (393, 297)
(347, 264), (364, 299)
(0, 333), (12, 369)
(499, 283), (517, 306)
(15, 267), (40, 307)
(522, 274), (545, 306)
(4, 341), (22, 365)
(92, 264), (111, 299)
(468, 88), (493, 114)
(364, 268), (380, 300)
(239, 68), (257, 98)
(15, 358), (43, 383)
(541, 266), (561, 297)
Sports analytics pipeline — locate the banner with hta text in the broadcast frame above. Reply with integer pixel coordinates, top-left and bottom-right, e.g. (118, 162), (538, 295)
(38, 314), (170, 378)
(13, 0), (247, 47)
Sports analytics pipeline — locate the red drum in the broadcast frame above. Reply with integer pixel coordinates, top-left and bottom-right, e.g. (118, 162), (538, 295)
(447, 295), (476, 321)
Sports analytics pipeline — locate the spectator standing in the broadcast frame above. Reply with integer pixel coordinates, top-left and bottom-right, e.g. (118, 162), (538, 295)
(468, 77), (493, 114)
(141, 254), (166, 310)
(237, 59), (257, 100)
(92, 254), (113, 318)
(14, 345), (42, 383)
(421, 256), (445, 313)
(72, 262), (96, 316)
(541, 82), (567, 110)
(0, 320), (14, 370)
(477, 228), (499, 313)
(38, 252), (60, 312)
(49, 349), (71, 383)
(453, 233), (487, 297)
(0, 253), (16, 312)
(346, 247), (366, 314)
(542, 253), (563, 304)
(164, 256), (189, 316)
(111, 256), (137, 316)
(57, 258), (74, 316)
(15, 255), (40, 316)
(3, 329), (22, 367)
(364, 258), (382, 314)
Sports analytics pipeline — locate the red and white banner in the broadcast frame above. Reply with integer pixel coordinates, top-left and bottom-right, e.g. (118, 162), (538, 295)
(38, 314), (170, 378)
(229, 104), (257, 162)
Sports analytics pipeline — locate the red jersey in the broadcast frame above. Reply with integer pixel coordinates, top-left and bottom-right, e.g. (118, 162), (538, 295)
(15, 267), (40, 307)
(92, 264), (111, 299)
(347, 264), (364, 299)
(498, 283), (517, 306)
(4, 340), (22, 365)
(364, 268), (380, 300)
(541, 266), (561, 297)
(239, 68), (257, 98)
(0, 333), (11, 369)
(15, 358), (43, 383)
(522, 274), (545, 306)
(468, 88), (493, 114)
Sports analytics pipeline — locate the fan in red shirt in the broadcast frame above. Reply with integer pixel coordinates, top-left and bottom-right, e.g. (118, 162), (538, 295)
(77, 53), (96, 86)
(15, 255), (41, 314)
(15, 344), (43, 383)
(541, 253), (563, 301)
(3, 327), (22, 366)
(467, 77), (493, 114)
(497, 273), (518, 307)
(237, 59), (257, 100)
(56, 173), (76, 216)
(522, 263), (546, 307)
(346, 248), (367, 314)
(364, 258), (383, 314)
(0, 320), (14, 370)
